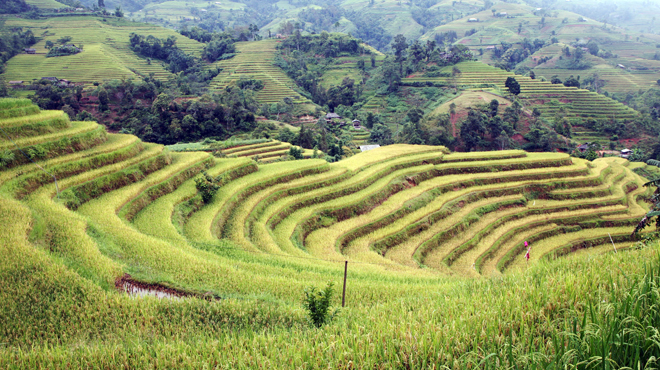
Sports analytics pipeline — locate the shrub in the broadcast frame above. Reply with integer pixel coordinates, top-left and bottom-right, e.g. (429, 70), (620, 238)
(0, 149), (15, 169)
(303, 282), (337, 328)
(289, 146), (303, 160)
(195, 171), (219, 204)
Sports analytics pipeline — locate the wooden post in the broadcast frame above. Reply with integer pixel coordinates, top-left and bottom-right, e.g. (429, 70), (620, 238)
(342, 261), (348, 307)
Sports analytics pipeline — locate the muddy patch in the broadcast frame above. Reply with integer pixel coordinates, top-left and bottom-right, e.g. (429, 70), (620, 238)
(115, 274), (192, 300)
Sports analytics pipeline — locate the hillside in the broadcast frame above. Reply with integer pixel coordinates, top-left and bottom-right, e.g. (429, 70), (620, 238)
(1, 98), (659, 366)
(419, 2), (660, 93)
(208, 39), (312, 106)
(1, 16), (204, 84)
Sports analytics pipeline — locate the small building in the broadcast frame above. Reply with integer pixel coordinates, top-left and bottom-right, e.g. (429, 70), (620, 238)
(325, 112), (341, 120)
(498, 12), (508, 17)
(620, 149), (632, 159)
(41, 77), (59, 82)
(352, 119), (361, 128)
(577, 143), (590, 152)
(75, 8), (85, 11)
(8, 81), (24, 85)
(360, 145), (381, 152)
(617, 64), (625, 69)
(468, 18), (479, 22)
(24, 48), (36, 54)
(578, 17), (587, 22)
(486, 45), (496, 50)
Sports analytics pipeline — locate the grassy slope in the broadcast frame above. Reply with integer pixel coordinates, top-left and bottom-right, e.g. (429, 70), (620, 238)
(0, 101), (658, 366)
(420, 2), (660, 93)
(209, 39), (312, 106)
(1, 16), (204, 84)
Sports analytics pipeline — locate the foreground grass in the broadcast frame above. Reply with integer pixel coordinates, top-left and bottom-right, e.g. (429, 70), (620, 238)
(1, 239), (658, 368)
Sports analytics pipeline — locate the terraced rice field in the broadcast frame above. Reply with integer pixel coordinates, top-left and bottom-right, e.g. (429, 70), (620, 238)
(209, 40), (311, 105)
(1, 16), (204, 84)
(1, 97), (658, 367)
(0, 98), (649, 279)
(405, 61), (639, 122)
(24, 0), (68, 9)
(533, 66), (660, 94)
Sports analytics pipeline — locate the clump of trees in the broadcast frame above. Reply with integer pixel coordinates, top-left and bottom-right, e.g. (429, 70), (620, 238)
(129, 33), (196, 73)
(0, 27), (36, 74)
(180, 27), (237, 62)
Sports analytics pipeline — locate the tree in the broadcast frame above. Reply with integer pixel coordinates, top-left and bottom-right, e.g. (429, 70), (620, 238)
(563, 75), (580, 88)
(370, 123), (393, 145)
(460, 109), (487, 151)
(365, 112), (377, 129)
(97, 87), (109, 111)
(98, 0), (104, 8)
(392, 34), (407, 74)
(115, 6), (123, 17)
(497, 130), (510, 150)
(45, 40), (54, 50)
(586, 40), (599, 56)
(551, 75), (562, 84)
(296, 124), (314, 149)
(489, 99), (499, 117)
(195, 171), (219, 204)
(505, 77), (520, 96)
(289, 146), (303, 159)
(406, 108), (423, 125)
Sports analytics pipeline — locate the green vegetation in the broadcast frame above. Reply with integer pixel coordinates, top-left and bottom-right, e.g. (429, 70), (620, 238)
(2, 16), (204, 84)
(209, 40), (311, 106)
(0, 99), (659, 367)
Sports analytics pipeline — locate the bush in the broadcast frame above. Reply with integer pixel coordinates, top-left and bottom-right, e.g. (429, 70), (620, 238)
(194, 171), (219, 204)
(289, 146), (303, 160)
(303, 282), (337, 327)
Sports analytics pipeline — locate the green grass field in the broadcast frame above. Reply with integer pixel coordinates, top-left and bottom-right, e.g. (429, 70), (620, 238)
(399, 60), (639, 144)
(1, 16), (204, 84)
(1, 99), (659, 367)
(209, 40), (312, 105)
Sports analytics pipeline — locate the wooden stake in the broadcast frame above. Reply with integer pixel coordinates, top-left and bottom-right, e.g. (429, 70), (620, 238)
(342, 261), (348, 308)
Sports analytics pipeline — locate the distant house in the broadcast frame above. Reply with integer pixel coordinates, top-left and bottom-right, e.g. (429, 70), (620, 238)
(8, 81), (23, 85)
(577, 143), (590, 152)
(352, 119), (361, 128)
(486, 45), (496, 50)
(468, 18), (479, 22)
(617, 64), (626, 69)
(24, 48), (36, 54)
(41, 77), (59, 82)
(75, 7), (85, 11)
(326, 112), (341, 120)
(578, 17), (587, 22)
(498, 12), (508, 17)
(360, 145), (380, 152)
(620, 149), (632, 159)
